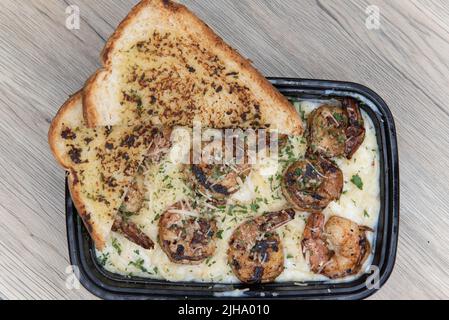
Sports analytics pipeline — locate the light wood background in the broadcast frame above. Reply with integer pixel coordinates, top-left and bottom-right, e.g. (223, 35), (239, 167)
(0, 0), (448, 300)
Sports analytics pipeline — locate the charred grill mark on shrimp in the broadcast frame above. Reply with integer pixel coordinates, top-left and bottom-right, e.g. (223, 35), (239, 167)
(158, 202), (217, 264)
(307, 98), (365, 159)
(282, 156), (343, 213)
(302, 213), (372, 279)
(227, 209), (295, 284)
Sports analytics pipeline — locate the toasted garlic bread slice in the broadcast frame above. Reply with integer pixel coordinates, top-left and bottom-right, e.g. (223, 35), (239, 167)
(48, 92), (159, 249)
(83, 0), (302, 135)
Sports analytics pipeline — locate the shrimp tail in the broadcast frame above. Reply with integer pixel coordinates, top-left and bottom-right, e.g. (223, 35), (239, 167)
(260, 209), (296, 232)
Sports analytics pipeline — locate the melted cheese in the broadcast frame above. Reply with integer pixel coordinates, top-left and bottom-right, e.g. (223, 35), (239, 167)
(96, 100), (380, 283)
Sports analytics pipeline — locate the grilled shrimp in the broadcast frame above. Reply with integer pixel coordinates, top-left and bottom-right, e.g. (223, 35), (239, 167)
(228, 209), (295, 283)
(112, 215), (154, 250)
(120, 174), (145, 214)
(189, 138), (251, 202)
(119, 126), (171, 214)
(188, 131), (286, 201)
(112, 174), (155, 249)
(282, 156), (343, 213)
(158, 202), (217, 264)
(307, 98), (365, 159)
(302, 212), (372, 279)
(146, 127), (172, 163)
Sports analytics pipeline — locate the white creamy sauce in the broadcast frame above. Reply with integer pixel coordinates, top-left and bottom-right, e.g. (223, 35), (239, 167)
(96, 99), (380, 284)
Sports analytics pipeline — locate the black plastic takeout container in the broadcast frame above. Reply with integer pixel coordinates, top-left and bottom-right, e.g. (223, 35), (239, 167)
(65, 78), (399, 300)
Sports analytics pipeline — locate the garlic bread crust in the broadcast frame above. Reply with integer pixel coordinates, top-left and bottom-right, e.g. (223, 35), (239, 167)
(48, 93), (157, 249)
(83, 0), (302, 135)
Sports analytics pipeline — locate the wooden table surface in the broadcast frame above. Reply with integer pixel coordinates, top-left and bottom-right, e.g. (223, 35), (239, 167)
(1, 0), (448, 300)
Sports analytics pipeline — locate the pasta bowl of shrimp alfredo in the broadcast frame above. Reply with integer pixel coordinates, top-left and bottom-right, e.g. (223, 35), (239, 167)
(95, 96), (382, 285)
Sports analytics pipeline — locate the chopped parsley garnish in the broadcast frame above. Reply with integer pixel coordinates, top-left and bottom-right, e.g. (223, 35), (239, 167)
(293, 101), (306, 121)
(98, 252), (110, 266)
(283, 146), (295, 161)
(351, 174), (363, 190)
(112, 237), (122, 255)
(363, 210), (370, 218)
(333, 112), (344, 122)
(216, 230), (224, 239)
(207, 260), (216, 267)
(152, 213), (161, 223)
(250, 202), (260, 212)
(129, 258), (147, 273)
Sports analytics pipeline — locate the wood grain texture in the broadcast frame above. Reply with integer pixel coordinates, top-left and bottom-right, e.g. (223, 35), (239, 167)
(0, 0), (448, 300)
